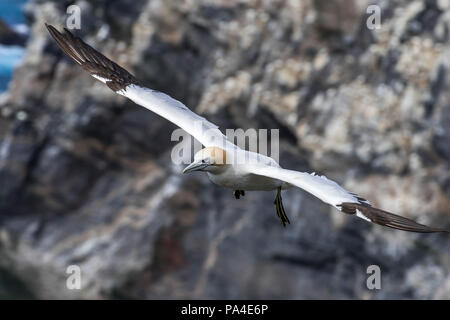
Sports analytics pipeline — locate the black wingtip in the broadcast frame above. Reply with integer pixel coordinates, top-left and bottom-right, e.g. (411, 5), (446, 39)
(44, 23), (53, 34)
(45, 23), (56, 34)
(44, 23), (139, 92)
(63, 27), (74, 36)
(45, 24), (73, 39)
(341, 202), (450, 234)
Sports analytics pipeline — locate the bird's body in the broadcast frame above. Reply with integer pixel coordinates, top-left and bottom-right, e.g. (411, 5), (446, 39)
(208, 170), (278, 191)
(207, 165), (285, 191)
(45, 24), (450, 233)
(192, 147), (286, 191)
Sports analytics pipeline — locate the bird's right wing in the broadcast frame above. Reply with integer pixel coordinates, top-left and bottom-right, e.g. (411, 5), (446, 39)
(45, 24), (237, 150)
(247, 165), (450, 233)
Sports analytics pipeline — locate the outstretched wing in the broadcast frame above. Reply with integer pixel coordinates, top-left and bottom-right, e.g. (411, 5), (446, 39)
(45, 24), (237, 150)
(247, 165), (449, 233)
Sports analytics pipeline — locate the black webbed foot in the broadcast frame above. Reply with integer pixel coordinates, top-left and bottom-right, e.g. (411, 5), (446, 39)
(233, 190), (245, 199)
(274, 187), (290, 227)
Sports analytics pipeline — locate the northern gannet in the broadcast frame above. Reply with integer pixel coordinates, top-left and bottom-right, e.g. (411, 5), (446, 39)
(46, 24), (450, 233)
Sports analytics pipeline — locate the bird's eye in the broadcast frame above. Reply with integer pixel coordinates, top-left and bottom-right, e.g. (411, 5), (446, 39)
(201, 160), (206, 163)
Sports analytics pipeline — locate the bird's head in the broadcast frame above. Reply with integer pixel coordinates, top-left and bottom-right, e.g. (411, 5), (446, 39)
(182, 147), (227, 174)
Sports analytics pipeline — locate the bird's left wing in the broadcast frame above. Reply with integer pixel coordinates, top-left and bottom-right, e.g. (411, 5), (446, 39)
(247, 165), (450, 233)
(45, 24), (237, 150)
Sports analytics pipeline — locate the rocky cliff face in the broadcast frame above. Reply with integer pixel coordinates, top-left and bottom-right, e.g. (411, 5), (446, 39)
(0, 0), (449, 299)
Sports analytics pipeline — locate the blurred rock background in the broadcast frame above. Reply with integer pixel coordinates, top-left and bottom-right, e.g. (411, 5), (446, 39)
(0, 0), (449, 299)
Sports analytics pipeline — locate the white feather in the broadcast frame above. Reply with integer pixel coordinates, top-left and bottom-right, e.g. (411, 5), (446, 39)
(246, 165), (362, 209)
(355, 209), (371, 222)
(92, 74), (109, 83)
(121, 84), (238, 150)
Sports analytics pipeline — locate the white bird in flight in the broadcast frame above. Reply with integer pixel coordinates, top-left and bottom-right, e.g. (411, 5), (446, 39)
(46, 24), (449, 233)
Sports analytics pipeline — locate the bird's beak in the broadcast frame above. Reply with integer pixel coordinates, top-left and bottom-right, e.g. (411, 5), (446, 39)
(182, 160), (209, 174)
